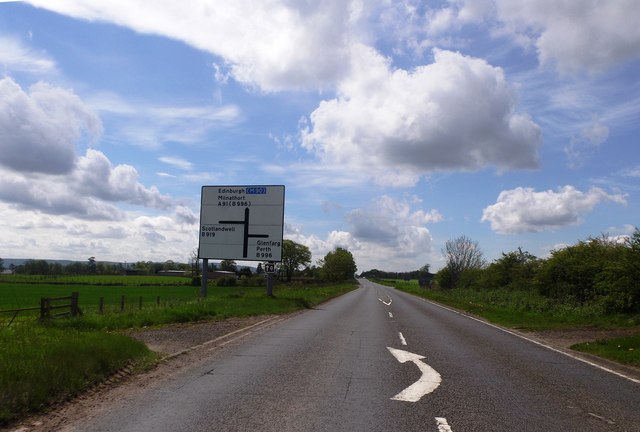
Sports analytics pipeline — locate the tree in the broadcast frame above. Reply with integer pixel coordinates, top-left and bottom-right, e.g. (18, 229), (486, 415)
(281, 240), (312, 282)
(256, 263), (264, 274)
(441, 235), (485, 288)
(0, 258), (4, 272)
(320, 247), (357, 282)
(88, 257), (97, 274)
(220, 259), (237, 273)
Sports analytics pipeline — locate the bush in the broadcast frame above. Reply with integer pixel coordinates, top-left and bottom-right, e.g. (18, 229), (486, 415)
(216, 277), (237, 287)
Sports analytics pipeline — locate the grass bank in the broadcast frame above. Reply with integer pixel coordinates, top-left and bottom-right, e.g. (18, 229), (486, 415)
(0, 325), (154, 425)
(0, 281), (357, 425)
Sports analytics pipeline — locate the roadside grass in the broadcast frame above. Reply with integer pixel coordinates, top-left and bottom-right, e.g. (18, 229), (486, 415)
(382, 279), (640, 330)
(0, 281), (357, 425)
(571, 334), (640, 366)
(0, 324), (155, 425)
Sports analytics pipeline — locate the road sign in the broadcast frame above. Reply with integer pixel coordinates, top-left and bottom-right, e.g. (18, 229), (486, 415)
(264, 262), (276, 274)
(198, 185), (285, 261)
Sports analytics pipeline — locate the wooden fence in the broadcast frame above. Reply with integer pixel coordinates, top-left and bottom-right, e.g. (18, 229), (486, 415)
(0, 292), (82, 325)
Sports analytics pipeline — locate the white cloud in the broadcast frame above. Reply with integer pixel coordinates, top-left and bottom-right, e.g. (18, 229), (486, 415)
(159, 156), (193, 171)
(0, 149), (172, 220)
(74, 149), (172, 210)
(495, 0), (640, 73)
(481, 186), (627, 234)
(89, 91), (241, 149)
(565, 118), (610, 168)
(0, 35), (57, 75)
(285, 195), (441, 271)
(23, 0), (364, 92)
(0, 77), (102, 174)
(302, 47), (540, 186)
(0, 205), (199, 262)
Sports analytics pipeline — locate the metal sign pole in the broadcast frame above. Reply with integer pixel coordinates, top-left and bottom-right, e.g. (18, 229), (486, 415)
(266, 272), (273, 297)
(201, 258), (208, 298)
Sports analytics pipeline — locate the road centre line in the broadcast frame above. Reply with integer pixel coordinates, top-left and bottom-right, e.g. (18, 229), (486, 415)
(389, 312), (393, 318)
(436, 417), (453, 431)
(398, 332), (407, 346)
(423, 299), (640, 385)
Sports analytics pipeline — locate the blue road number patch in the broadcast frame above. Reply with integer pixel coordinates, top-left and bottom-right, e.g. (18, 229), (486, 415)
(246, 187), (267, 194)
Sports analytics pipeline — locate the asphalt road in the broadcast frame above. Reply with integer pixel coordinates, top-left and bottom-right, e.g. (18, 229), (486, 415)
(76, 279), (640, 432)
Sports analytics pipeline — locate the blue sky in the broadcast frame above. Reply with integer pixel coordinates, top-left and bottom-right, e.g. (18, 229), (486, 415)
(0, 0), (638, 272)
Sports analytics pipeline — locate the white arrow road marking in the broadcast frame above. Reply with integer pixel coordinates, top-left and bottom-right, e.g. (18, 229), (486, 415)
(435, 417), (453, 431)
(378, 297), (392, 306)
(387, 347), (441, 402)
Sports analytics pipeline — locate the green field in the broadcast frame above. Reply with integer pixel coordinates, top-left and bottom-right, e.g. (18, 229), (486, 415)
(0, 281), (199, 317)
(0, 277), (357, 425)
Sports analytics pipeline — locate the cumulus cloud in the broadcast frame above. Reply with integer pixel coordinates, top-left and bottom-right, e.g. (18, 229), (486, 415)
(302, 47), (540, 186)
(481, 186), (627, 234)
(0, 149), (172, 219)
(0, 77), (102, 174)
(285, 195), (442, 271)
(0, 76), (173, 218)
(23, 0), (363, 92)
(347, 195), (442, 248)
(495, 0), (640, 73)
(0, 205), (199, 262)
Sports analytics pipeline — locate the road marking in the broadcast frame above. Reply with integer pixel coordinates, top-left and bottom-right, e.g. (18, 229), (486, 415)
(435, 417), (453, 431)
(378, 297), (392, 306)
(387, 347), (441, 402)
(423, 299), (640, 385)
(388, 312), (393, 318)
(398, 332), (407, 345)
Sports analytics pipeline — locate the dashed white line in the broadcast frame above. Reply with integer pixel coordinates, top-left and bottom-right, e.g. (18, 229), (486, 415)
(398, 332), (407, 346)
(388, 312), (393, 318)
(435, 417), (453, 431)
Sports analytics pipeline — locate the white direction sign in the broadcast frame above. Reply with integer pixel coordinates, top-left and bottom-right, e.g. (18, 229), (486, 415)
(198, 185), (285, 262)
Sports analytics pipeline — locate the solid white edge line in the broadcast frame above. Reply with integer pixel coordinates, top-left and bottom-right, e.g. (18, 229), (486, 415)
(424, 299), (640, 385)
(398, 332), (407, 346)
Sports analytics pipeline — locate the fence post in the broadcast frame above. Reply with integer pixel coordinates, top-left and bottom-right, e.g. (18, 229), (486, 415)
(120, 295), (125, 312)
(40, 297), (46, 320)
(70, 292), (79, 317)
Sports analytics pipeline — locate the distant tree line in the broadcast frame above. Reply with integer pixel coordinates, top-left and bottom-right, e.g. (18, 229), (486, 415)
(6, 240), (359, 284)
(10, 258), (194, 276)
(360, 264), (433, 282)
(435, 230), (640, 314)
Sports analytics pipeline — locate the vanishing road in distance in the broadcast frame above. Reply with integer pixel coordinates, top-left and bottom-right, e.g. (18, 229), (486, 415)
(71, 279), (640, 432)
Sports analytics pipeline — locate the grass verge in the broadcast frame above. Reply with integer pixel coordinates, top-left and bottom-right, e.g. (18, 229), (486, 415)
(0, 281), (357, 425)
(0, 324), (155, 425)
(571, 334), (640, 366)
(383, 279), (639, 331)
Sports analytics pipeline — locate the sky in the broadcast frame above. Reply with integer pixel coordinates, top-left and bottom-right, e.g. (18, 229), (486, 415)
(0, 0), (638, 273)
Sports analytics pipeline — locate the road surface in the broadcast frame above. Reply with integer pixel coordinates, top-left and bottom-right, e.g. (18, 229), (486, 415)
(65, 279), (640, 431)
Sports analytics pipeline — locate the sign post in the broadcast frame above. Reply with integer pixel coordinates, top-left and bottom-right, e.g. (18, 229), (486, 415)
(198, 185), (285, 296)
